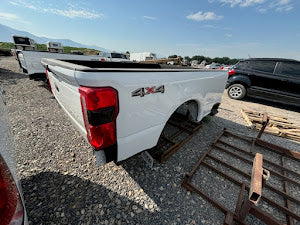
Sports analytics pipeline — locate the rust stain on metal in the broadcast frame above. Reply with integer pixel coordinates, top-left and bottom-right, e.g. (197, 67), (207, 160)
(257, 113), (269, 138)
(281, 157), (294, 225)
(249, 153), (263, 204)
(255, 139), (300, 160)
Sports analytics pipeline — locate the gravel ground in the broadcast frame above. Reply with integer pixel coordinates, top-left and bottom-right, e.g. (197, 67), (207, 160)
(0, 56), (299, 225)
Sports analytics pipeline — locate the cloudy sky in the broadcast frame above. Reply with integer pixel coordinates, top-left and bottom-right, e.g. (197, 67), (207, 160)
(0, 0), (299, 59)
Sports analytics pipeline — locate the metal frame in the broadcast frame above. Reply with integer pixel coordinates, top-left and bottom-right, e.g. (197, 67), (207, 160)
(182, 114), (300, 225)
(151, 112), (202, 163)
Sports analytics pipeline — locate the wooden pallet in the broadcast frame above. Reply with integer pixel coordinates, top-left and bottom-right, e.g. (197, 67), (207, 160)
(241, 109), (300, 142)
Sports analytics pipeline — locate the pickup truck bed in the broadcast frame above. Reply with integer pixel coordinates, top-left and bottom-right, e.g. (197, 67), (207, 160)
(42, 58), (227, 165)
(14, 50), (102, 77)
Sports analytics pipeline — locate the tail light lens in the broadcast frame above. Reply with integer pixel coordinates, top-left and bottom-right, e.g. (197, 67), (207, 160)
(228, 69), (236, 76)
(101, 59), (105, 61)
(79, 86), (119, 150)
(0, 155), (24, 225)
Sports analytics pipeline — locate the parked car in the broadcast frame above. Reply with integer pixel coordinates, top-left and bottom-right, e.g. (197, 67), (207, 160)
(222, 65), (231, 71)
(41, 58), (227, 165)
(205, 63), (220, 69)
(0, 87), (28, 225)
(226, 58), (300, 106)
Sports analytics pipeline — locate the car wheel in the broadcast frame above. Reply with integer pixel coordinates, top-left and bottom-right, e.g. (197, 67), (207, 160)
(227, 84), (246, 100)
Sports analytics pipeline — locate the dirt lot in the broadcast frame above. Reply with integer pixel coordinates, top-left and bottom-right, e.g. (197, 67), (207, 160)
(0, 56), (299, 225)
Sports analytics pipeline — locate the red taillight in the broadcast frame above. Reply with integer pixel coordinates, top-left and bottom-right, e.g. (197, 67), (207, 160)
(101, 59), (105, 61)
(79, 86), (119, 150)
(0, 155), (24, 225)
(45, 69), (53, 93)
(228, 69), (236, 76)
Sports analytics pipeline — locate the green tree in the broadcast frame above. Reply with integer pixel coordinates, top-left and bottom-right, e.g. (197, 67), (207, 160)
(168, 55), (178, 58)
(36, 44), (47, 51)
(0, 42), (100, 55)
(0, 42), (14, 49)
(184, 56), (191, 62)
(191, 55), (206, 63)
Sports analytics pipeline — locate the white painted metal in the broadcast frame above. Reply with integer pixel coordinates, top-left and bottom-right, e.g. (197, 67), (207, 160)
(12, 35), (37, 51)
(46, 42), (63, 50)
(16, 51), (102, 75)
(98, 52), (130, 62)
(44, 60), (227, 162)
(46, 42), (63, 53)
(130, 52), (157, 61)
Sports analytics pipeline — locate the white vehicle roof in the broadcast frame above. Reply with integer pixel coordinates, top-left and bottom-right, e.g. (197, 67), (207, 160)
(130, 52), (157, 61)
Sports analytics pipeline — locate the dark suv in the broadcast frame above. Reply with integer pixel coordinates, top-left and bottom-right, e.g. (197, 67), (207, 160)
(226, 58), (300, 106)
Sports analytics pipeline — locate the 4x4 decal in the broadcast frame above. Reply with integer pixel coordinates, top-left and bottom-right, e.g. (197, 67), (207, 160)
(132, 85), (164, 97)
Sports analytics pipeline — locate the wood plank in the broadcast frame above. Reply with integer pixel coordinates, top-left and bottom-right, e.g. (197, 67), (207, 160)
(241, 109), (300, 142)
(242, 109), (288, 120)
(241, 109), (254, 127)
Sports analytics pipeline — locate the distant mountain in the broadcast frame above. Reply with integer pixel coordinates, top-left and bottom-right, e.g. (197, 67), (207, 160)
(0, 23), (109, 52)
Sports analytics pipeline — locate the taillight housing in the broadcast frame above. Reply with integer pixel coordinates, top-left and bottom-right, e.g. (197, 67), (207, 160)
(0, 155), (24, 225)
(79, 86), (119, 150)
(45, 69), (53, 93)
(228, 69), (236, 76)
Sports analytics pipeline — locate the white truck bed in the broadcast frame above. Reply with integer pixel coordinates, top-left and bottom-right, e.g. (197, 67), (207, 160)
(41, 58), (227, 165)
(15, 50), (102, 75)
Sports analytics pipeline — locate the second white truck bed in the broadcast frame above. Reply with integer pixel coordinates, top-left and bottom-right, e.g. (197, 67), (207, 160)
(16, 50), (103, 75)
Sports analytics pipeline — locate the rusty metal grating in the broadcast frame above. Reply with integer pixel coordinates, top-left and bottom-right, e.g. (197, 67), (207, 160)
(182, 114), (300, 225)
(149, 112), (202, 163)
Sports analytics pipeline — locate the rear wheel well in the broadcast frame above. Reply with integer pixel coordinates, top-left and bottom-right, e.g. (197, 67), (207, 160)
(155, 100), (200, 149)
(229, 81), (249, 88)
(174, 100), (199, 122)
(227, 74), (251, 88)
